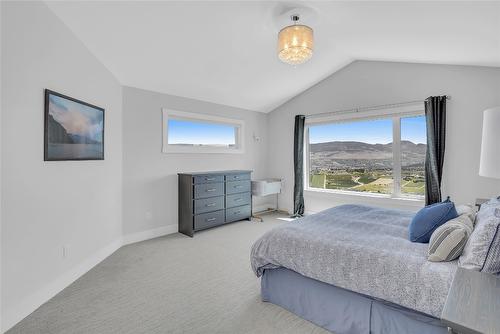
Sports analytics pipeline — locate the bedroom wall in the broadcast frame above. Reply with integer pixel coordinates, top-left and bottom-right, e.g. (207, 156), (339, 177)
(122, 86), (270, 238)
(267, 61), (500, 214)
(0, 2), (3, 331)
(1, 2), (123, 332)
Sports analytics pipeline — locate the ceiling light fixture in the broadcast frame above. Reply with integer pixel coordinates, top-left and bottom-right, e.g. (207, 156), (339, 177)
(278, 14), (314, 65)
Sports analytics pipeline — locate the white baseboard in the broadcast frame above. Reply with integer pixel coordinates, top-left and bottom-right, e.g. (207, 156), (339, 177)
(2, 225), (179, 333)
(122, 225), (178, 245)
(2, 239), (122, 333)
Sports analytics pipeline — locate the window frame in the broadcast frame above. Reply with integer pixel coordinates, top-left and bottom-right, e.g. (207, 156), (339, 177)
(162, 109), (245, 154)
(304, 103), (425, 201)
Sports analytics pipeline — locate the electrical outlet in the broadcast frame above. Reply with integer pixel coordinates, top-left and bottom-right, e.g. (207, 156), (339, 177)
(145, 211), (153, 220)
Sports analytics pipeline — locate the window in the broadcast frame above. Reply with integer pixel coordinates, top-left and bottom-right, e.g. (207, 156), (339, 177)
(306, 108), (426, 199)
(162, 109), (244, 153)
(400, 116), (427, 196)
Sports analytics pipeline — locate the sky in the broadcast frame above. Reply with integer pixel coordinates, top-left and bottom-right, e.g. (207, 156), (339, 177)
(49, 94), (103, 142)
(309, 115), (426, 144)
(168, 119), (236, 145)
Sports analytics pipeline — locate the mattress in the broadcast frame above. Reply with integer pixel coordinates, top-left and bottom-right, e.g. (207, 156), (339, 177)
(251, 204), (457, 317)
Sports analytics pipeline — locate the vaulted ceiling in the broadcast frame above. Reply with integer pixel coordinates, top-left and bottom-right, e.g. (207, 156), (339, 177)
(46, 1), (500, 112)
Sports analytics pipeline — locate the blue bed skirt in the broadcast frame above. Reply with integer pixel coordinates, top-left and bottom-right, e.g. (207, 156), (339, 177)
(261, 268), (448, 334)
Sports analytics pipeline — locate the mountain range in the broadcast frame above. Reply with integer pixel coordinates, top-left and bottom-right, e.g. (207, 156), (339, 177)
(310, 140), (426, 171)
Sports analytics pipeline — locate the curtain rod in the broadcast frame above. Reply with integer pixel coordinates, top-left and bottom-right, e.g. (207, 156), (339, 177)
(305, 95), (451, 119)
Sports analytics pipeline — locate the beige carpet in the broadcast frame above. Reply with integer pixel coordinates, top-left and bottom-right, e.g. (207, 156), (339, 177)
(8, 213), (330, 334)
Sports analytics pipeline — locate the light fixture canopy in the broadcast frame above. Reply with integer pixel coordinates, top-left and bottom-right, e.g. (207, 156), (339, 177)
(278, 14), (314, 65)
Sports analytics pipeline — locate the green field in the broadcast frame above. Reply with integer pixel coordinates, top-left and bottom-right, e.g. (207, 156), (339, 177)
(326, 174), (358, 188)
(310, 170), (424, 196)
(401, 172), (425, 195)
(358, 174), (377, 184)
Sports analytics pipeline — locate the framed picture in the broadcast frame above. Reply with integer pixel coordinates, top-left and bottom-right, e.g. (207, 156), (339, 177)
(44, 89), (104, 161)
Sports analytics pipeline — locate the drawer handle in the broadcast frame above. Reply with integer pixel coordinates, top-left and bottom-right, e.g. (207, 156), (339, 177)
(206, 188), (216, 192)
(234, 185), (243, 188)
(206, 218), (216, 222)
(206, 203), (216, 207)
(205, 177), (215, 181)
(234, 176), (240, 179)
(234, 211), (241, 214)
(234, 198), (242, 202)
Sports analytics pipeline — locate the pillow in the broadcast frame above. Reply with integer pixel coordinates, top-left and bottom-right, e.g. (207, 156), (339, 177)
(458, 198), (500, 273)
(408, 197), (458, 243)
(428, 214), (473, 262)
(455, 204), (476, 222)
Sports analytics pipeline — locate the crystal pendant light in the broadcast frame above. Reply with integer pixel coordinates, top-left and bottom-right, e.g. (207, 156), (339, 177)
(278, 14), (314, 65)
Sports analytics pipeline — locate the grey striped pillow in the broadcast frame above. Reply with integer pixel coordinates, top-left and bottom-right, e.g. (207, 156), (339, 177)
(428, 214), (474, 262)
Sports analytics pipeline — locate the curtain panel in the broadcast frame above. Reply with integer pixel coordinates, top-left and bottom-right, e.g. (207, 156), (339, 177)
(424, 96), (447, 205)
(293, 115), (306, 216)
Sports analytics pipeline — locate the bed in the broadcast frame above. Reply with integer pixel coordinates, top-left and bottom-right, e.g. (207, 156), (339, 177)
(250, 204), (457, 334)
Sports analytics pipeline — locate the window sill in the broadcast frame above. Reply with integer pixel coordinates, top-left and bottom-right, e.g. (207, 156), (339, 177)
(304, 188), (424, 208)
(163, 146), (244, 154)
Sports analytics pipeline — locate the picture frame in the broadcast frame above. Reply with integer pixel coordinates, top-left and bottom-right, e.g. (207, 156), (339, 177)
(44, 89), (105, 161)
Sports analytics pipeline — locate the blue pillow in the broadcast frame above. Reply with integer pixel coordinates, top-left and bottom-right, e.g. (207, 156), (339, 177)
(408, 197), (458, 243)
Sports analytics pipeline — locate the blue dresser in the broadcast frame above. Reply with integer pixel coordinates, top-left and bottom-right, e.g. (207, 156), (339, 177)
(178, 170), (252, 237)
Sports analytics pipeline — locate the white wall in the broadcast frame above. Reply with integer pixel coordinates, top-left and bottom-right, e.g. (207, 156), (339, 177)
(268, 61), (500, 214)
(0, 1), (3, 331)
(1, 2), (123, 331)
(122, 86), (270, 238)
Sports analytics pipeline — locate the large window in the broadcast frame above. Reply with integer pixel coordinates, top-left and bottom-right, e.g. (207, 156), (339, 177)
(401, 116), (427, 196)
(306, 111), (426, 198)
(162, 109), (244, 153)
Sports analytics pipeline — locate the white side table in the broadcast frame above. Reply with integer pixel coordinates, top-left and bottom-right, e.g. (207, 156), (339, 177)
(441, 268), (500, 334)
(251, 179), (283, 221)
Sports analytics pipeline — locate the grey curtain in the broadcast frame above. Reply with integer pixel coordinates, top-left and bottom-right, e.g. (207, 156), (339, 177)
(424, 96), (447, 205)
(293, 115), (306, 217)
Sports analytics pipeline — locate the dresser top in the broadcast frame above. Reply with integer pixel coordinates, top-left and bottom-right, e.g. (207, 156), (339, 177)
(178, 170), (252, 176)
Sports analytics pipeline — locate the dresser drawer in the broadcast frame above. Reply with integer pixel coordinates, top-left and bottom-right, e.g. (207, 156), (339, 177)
(226, 192), (251, 209)
(194, 210), (225, 230)
(226, 205), (251, 223)
(194, 182), (224, 199)
(226, 180), (251, 194)
(194, 196), (224, 214)
(225, 173), (250, 182)
(193, 174), (224, 184)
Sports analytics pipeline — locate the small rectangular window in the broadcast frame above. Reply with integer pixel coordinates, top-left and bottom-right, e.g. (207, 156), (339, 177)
(168, 119), (236, 147)
(162, 109), (244, 154)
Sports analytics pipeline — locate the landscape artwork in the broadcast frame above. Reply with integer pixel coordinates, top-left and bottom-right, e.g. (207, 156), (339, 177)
(44, 89), (104, 161)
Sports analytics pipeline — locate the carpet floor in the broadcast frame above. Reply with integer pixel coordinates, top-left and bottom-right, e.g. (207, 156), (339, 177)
(7, 213), (330, 334)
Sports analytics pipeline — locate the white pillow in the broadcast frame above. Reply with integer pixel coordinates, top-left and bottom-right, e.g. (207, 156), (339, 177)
(455, 204), (476, 222)
(458, 199), (500, 273)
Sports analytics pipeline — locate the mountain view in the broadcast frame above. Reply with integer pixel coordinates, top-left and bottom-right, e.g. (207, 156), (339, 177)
(309, 140), (426, 196)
